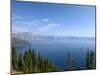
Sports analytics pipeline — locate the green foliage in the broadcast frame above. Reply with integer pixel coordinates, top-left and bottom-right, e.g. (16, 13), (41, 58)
(12, 46), (57, 74)
(67, 49), (96, 71)
(46, 59), (57, 72)
(37, 53), (44, 72)
(18, 52), (24, 71)
(29, 48), (37, 71)
(12, 46), (96, 74)
(86, 50), (95, 69)
(23, 50), (29, 73)
(12, 46), (18, 70)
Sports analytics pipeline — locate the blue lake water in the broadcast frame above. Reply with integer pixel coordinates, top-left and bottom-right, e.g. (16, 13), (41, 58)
(16, 39), (96, 70)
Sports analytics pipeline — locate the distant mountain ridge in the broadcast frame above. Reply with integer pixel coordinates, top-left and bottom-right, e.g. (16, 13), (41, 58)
(12, 32), (95, 43)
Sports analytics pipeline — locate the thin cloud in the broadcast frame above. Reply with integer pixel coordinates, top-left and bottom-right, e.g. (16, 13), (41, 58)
(12, 15), (23, 20)
(14, 20), (39, 26)
(48, 23), (60, 26)
(42, 18), (49, 22)
(39, 23), (60, 31)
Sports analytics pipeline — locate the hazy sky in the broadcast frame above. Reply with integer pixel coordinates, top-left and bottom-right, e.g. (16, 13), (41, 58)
(12, 1), (96, 37)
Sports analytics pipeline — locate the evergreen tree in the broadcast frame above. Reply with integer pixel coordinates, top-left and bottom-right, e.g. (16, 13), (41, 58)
(29, 48), (37, 72)
(37, 53), (43, 72)
(36, 53), (57, 72)
(23, 50), (29, 73)
(28, 48), (34, 73)
(18, 52), (24, 71)
(44, 59), (48, 72)
(86, 50), (95, 69)
(12, 47), (58, 74)
(28, 54), (33, 73)
(12, 46), (18, 70)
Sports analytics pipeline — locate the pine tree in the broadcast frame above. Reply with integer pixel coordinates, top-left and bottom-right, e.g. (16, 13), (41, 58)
(44, 59), (48, 72)
(12, 47), (58, 73)
(28, 48), (34, 73)
(28, 56), (33, 73)
(29, 48), (37, 72)
(18, 52), (24, 71)
(23, 50), (29, 73)
(86, 50), (95, 69)
(12, 46), (18, 70)
(37, 53), (43, 72)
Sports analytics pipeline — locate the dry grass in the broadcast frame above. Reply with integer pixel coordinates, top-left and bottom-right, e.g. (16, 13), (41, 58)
(11, 69), (23, 75)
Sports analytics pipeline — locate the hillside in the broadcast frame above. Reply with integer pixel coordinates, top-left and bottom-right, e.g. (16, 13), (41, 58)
(12, 37), (31, 46)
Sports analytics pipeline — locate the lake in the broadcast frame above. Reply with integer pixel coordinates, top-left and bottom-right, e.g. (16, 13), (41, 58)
(16, 38), (96, 70)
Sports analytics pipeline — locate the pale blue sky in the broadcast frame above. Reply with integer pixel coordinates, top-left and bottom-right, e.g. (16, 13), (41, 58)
(12, 1), (96, 37)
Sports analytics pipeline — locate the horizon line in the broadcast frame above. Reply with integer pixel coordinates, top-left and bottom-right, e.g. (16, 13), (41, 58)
(12, 32), (95, 38)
